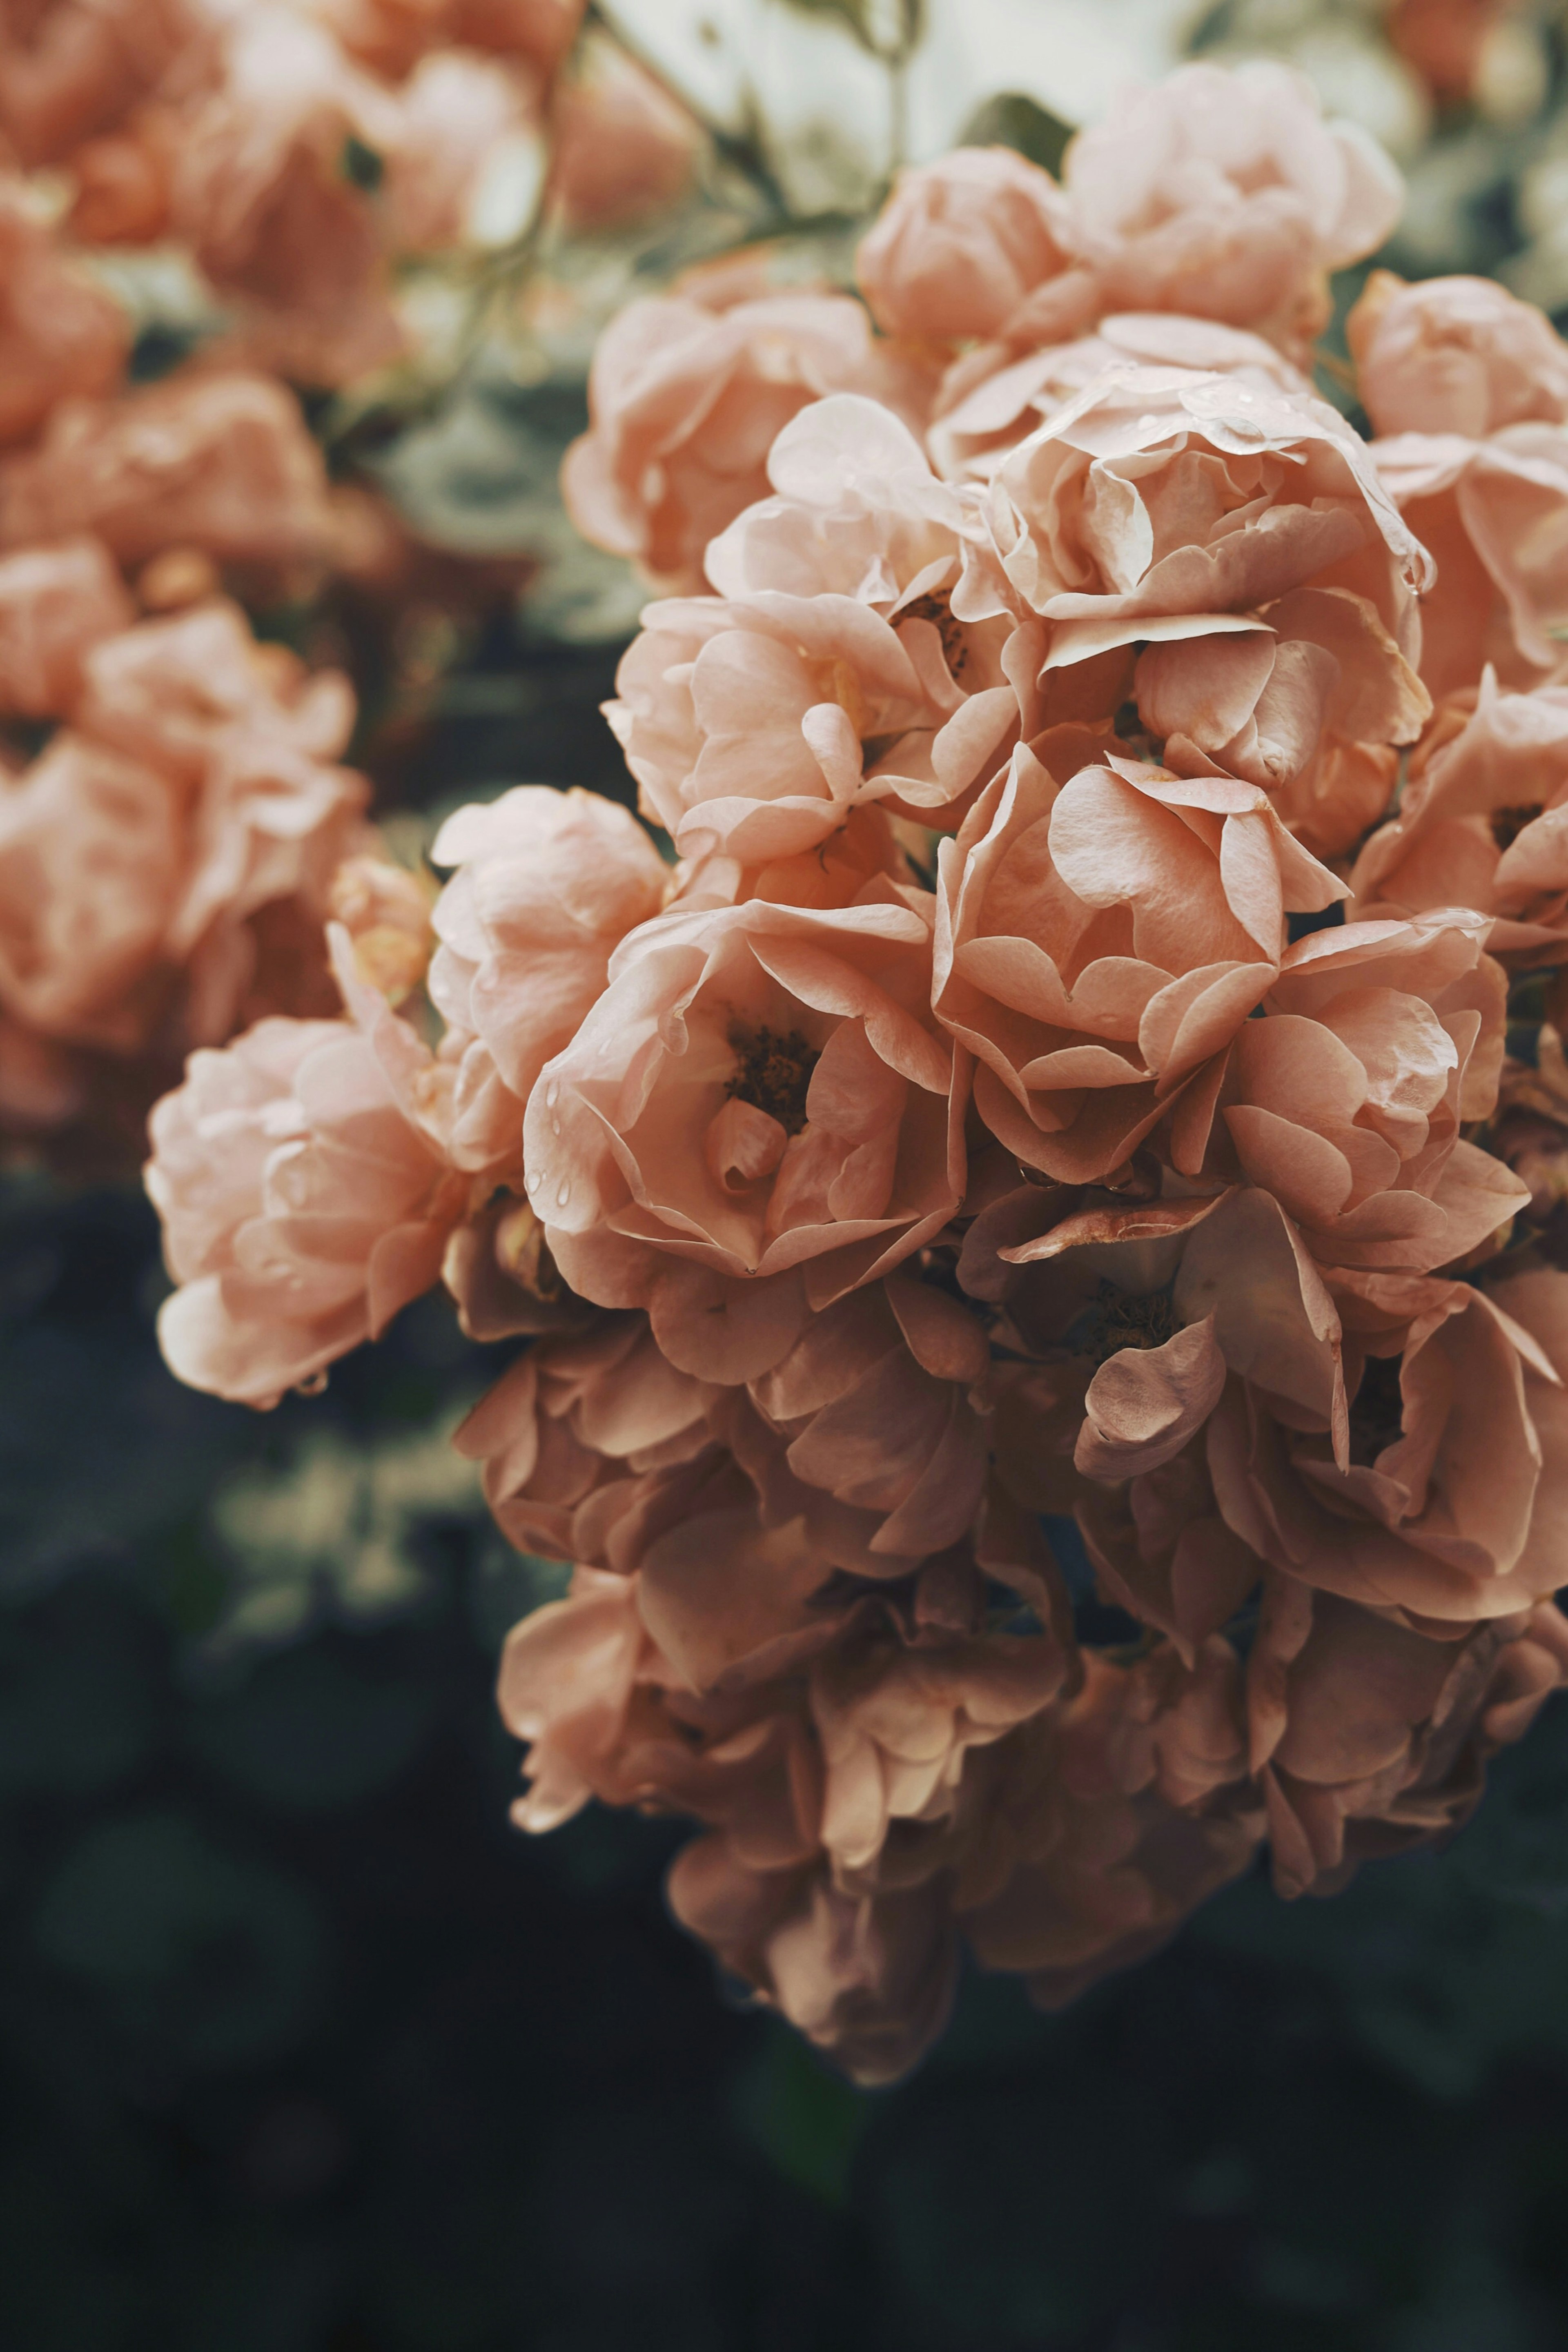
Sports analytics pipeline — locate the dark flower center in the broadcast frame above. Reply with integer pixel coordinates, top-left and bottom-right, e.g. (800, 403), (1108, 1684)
(1491, 802), (1545, 852)
(726, 1025), (819, 1136)
(900, 592), (970, 680)
(1348, 1352), (1406, 1468)
(1070, 1279), (1178, 1365)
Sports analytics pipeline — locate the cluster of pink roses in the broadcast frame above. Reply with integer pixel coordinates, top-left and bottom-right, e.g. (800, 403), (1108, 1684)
(146, 59), (1568, 2082)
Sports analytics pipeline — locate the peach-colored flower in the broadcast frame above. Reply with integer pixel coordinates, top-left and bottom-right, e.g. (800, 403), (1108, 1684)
(1058, 61), (1403, 360)
(549, 35), (697, 233)
(427, 784), (670, 1173)
(1370, 425), (1568, 702)
(1207, 1266), (1568, 1625)
(378, 47), (542, 253)
(856, 145), (1082, 349)
(146, 927), (466, 1405)
(928, 312), (1308, 484)
(1211, 911), (1520, 1273)
(0, 537), (134, 716)
(0, 185), (129, 447)
(957, 1647), (1262, 2007)
(934, 739), (1345, 1184)
(610, 397), (1041, 860)
(167, 9), (403, 389)
(0, 371), (339, 579)
(328, 851), (434, 1004)
(0, 0), (203, 169)
(1387, 0), (1509, 106)
(989, 366), (1431, 694)
(1350, 270), (1568, 441)
(0, 598), (368, 1058)
(561, 282), (935, 592)
(523, 893), (965, 1328)
(1247, 1579), (1568, 1896)
(1352, 674), (1568, 963)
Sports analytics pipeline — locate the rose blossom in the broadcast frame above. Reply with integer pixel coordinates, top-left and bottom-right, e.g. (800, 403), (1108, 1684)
(1207, 1266), (1568, 1626)
(0, 371), (339, 579)
(561, 278), (935, 593)
(1352, 675), (1568, 963)
(856, 146), (1085, 349)
(146, 927), (467, 1405)
(610, 396), (1042, 861)
(549, 35), (698, 233)
(0, 0), (202, 169)
(934, 739), (1345, 1185)
(1247, 1577), (1568, 1896)
(1058, 61), (1403, 360)
(0, 538), (133, 716)
(1350, 270), (1568, 441)
(522, 891), (964, 1336)
(0, 187), (129, 447)
(427, 785), (670, 1173)
(1369, 424), (1568, 703)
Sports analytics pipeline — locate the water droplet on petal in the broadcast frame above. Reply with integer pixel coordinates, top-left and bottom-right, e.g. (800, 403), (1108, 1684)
(545, 1078), (560, 1108)
(525, 1169), (541, 1194)
(550, 1118), (560, 1136)
(555, 1180), (571, 1207)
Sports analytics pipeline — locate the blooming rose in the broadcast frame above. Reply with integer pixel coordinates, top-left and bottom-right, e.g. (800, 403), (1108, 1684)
(427, 785), (669, 1172)
(934, 740), (1345, 1184)
(0, 187), (129, 447)
(0, 372), (339, 579)
(610, 397), (1042, 860)
(561, 280), (935, 592)
(1212, 911), (1522, 1274)
(1350, 270), (1568, 441)
(146, 928), (466, 1405)
(0, 0), (201, 169)
(856, 146), (1084, 348)
(523, 892), (964, 1332)
(1352, 676), (1568, 963)
(0, 538), (133, 716)
(1207, 1267), (1568, 1626)
(1058, 61), (1403, 359)
(1369, 425), (1568, 702)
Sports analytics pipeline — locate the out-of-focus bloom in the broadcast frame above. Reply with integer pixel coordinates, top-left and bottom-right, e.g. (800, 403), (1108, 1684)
(303, 0), (584, 81)
(377, 46), (542, 254)
(328, 851), (434, 1002)
(550, 35), (698, 233)
(1353, 675), (1568, 961)
(0, 371), (339, 580)
(0, 0), (203, 169)
(523, 893), (964, 1332)
(146, 927), (466, 1405)
(934, 739), (1345, 1184)
(1248, 1580), (1568, 1895)
(856, 146), (1083, 348)
(166, 9), (403, 388)
(0, 537), (134, 715)
(561, 283), (935, 592)
(1214, 911), (1520, 1274)
(610, 397), (1041, 861)
(1208, 1267), (1568, 1626)
(1387, 0), (1512, 109)
(1350, 270), (1568, 441)
(0, 188), (129, 447)
(0, 599), (367, 1060)
(1058, 61), (1403, 360)
(427, 785), (670, 1173)
(1370, 424), (1568, 702)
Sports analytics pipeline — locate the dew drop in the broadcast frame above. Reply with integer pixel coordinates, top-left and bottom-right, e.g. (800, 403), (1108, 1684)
(550, 1117), (561, 1136)
(555, 1179), (572, 1207)
(525, 1169), (541, 1194)
(545, 1078), (560, 1108)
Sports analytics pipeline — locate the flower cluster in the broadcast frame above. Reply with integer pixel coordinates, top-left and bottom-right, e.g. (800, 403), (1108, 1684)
(147, 59), (1568, 2080)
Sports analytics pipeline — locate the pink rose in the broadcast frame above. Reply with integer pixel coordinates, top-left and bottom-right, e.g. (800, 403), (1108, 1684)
(0, 0), (202, 169)
(0, 186), (128, 447)
(561, 284), (935, 592)
(0, 537), (134, 717)
(146, 928), (466, 1405)
(1353, 675), (1568, 963)
(549, 36), (698, 233)
(1060, 61), (1403, 359)
(0, 372), (339, 579)
(1350, 270), (1568, 440)
(427, 784), (670, 1173)
(523, 893), (964, 1327)
(609, 396), (1041, 860)
(855, 145), (1082, 347)
(934, 740), (1344, 1184)
(1370, 425), (1568, 702)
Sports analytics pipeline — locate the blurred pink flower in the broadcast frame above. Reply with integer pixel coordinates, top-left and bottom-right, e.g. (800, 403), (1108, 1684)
(550, 36), (698, 233)
(1350, 270), (1568, 440)
(0, 537), (134, 716)
(0, 187), (129, 447)
(856, 145), (1083, 348)
(0, 0), (203, 169)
